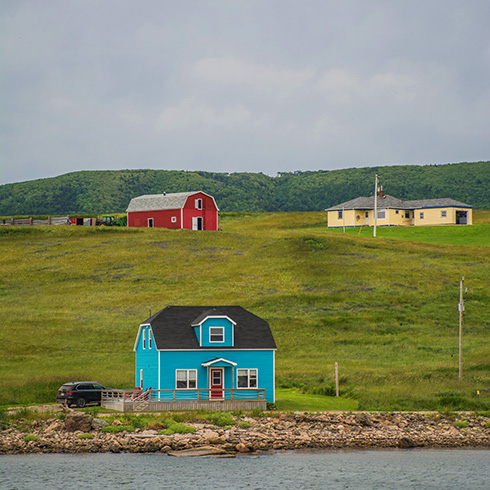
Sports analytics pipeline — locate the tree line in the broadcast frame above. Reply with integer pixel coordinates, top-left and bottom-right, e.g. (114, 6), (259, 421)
(0, 161), (488, 216)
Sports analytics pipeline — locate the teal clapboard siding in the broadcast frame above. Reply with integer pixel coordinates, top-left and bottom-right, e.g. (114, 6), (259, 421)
(135, 325), (158, 390)
(158, 349), (275, 402)
(198, 316), (235, 347)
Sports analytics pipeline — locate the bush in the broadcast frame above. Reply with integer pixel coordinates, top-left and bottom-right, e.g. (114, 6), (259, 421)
(454, 421), (469, 428)
(205, 412), (236, 427)
(23, 434), (39, 442)
(238, 421), (251, 429)
(101, 425), (135, 433)
(158, 419), (196, 435)
(77, 433), (94, 439)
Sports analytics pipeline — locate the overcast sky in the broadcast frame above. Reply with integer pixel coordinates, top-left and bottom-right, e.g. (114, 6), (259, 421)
(1, 1), (489, 185)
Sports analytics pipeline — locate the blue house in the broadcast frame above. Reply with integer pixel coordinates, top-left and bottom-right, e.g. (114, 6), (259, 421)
(132, 306), (277, 409)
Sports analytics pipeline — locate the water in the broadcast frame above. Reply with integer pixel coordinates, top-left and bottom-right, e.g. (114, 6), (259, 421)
(1, 449), (489, 490)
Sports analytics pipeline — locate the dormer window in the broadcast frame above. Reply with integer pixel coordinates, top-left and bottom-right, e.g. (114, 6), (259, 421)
(209, 327), (224, 343)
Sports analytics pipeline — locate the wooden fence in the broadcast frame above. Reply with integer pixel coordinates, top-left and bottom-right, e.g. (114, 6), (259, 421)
(0, 216), (71, 226)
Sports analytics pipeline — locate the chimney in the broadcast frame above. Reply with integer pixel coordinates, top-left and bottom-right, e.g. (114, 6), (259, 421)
(379, 186), (384, 198)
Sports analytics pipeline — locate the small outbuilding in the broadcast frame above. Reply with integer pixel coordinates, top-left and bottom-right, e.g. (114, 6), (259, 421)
(126, 191), (219, 230)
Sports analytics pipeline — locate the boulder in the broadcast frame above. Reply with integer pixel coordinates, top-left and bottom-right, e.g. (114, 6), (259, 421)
(64, 412), (93, 433)
(92, 418), (109, 430)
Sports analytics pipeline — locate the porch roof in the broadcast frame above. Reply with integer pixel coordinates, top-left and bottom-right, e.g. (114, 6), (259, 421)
(201, 357), (237, 367)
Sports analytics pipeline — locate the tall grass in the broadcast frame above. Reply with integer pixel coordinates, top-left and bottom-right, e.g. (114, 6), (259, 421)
(1, 211), (489, 410)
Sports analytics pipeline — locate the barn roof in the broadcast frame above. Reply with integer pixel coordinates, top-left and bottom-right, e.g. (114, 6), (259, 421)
(326, 195), (472, 211)
(126, 191), (218, 213)
(139, 306), (276, 350)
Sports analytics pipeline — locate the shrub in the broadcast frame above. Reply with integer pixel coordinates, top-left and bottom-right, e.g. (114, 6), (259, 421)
(158, 419), (196, 435)
(101, 425), (135, 433)
(205, 412), (236, 427)
(454, 421), (469, 429)
(23, 434), (39, 442)
(77, 433), (94, 439)
(238, 421), (251, 429)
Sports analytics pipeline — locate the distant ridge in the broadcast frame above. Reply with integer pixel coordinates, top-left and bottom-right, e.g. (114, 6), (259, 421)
(0, 161), (488, 215)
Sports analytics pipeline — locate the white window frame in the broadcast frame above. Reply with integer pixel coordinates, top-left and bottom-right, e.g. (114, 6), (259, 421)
(148, 329), (152, 349)
(139, 369), (144, 388)
(176, 369), (197, 389)
(148, 218), (154, 228)
(142, 329), (146, 350)
(377, 210), (386, 219)
(237, 369), (258, 389)
(337, 210), (343, 219)
(195, 198), (203, 210)
(420, 212), (424, 219)
(171, 216), (177, 223)
(441, 210), (447, 218)
(209, 326), (224, 343)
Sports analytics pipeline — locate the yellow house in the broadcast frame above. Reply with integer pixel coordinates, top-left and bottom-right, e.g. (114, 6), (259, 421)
(326, 195), (472, 228)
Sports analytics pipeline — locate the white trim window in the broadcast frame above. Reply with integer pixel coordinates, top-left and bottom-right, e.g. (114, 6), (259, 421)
(176, 369), (197, 389)
(148, 218), (154, 228)
(139, 369), (144, 387)
(441, 210), (447, 218)
(420, 212), (425, 219)
(209, 327), (224, 343)
(195, 198), (203, 210)
(148, 329), (152, 349)
(377, 210), (386, 219)
(142, 329), (146, 349)
(171, 216), (177, 223)
(237, 369), (257, 388)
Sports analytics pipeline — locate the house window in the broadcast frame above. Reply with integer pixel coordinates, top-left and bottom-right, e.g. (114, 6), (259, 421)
(139, 369), (144, 387)
(171, 216), (177, 223)
(195, 198), (203, 210)
(377, 210), (386, 219)
(148, 330), (152, 349)
(148, 218), (154, 228)
(209, 327), (224, 343)
(420, 212), (424, 219)
(237, 369), (257, 388)
(337, 210), (343, 219)
(176, 370), (197, 389)
(395, 210), (399, 214)
(405, 211), (410, 219)
(441, 210), (447, 218)
(142, 329), (146, 349)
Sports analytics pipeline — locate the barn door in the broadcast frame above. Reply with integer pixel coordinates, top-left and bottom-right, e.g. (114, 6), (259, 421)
(192, 217), (203, 230)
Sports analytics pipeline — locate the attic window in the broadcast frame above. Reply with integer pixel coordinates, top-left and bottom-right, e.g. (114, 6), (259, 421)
(209, 327), (224, 343)
(148, 329), (152, 349)
(196, 198), (203, 210)
(142, 329), (146, 349)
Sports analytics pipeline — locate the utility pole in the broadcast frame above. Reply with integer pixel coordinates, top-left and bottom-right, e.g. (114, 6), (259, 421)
(458, 276), (465, 381)
(374, 174), (378, 237)
(335, 362), (339, 397)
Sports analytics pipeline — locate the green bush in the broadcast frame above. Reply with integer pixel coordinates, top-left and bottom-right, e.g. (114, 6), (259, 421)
(101, 425), (135, 433)
(205, 412), (236, 427)
(23, 434), (39, 442)
(77, 433), (94, 439)
(454, 421), (469, 428)
(238, 421), (251, 429)
(158, 419), (196, 435)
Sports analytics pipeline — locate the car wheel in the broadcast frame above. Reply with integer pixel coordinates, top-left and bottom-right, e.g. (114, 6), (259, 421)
(76, 397), (87, 408)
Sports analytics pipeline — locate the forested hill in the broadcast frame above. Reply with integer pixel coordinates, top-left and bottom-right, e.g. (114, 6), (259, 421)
(0, 161), (489, 215)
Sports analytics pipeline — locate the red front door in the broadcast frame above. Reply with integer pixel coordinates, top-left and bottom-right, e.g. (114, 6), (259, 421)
(210, 368), (223, 399)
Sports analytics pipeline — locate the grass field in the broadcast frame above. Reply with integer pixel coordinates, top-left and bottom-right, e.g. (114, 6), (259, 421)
(1, 211), (489, 411)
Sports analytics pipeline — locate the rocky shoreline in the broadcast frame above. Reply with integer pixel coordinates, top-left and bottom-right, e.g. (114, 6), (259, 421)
(1, 411), (489, 455)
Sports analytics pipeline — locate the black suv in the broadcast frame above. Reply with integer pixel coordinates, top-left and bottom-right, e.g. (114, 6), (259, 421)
(57, 381), (106, 408)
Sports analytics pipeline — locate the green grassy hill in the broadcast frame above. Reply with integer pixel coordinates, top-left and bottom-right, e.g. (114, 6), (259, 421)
(1, 212), (489, 410)
(1, 161), (489, 215)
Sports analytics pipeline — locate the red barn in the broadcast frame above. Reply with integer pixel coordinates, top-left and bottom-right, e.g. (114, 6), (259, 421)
(126, 191), (219, 230)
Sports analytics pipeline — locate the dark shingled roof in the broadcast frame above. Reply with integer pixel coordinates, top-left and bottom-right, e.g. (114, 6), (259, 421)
(142, 306), (276, 350)
(326, 194), (472, 211)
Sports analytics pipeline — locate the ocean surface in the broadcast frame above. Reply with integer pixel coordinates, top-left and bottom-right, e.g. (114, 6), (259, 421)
(1, 449), (489, 490)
